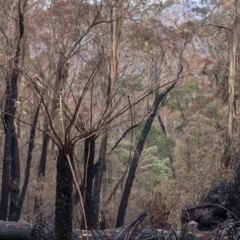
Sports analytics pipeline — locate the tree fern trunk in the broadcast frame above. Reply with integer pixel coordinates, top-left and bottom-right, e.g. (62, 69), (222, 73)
(55, 151), (73, 240)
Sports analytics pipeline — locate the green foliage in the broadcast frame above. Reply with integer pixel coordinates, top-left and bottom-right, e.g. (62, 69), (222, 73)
(157, 135), (175, 158)
(135, 124), (175, 156)
(109, 123), (175, 188)
(166, 82), (206, 114)
(135, 123), (175, 186)
(141, 152), (170, 185)
(194, 94), (206, 104)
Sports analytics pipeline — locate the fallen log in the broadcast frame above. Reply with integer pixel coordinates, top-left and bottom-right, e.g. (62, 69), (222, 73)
(0, 211), (175, 240)
(0, 220), (32, 240)
(2, 219), (236, 240)
(73, 227), (173, 240)
(0, 220), (173, 240)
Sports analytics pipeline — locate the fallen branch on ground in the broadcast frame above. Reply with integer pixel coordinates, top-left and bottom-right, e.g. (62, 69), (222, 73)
(0, 211), (174, 240)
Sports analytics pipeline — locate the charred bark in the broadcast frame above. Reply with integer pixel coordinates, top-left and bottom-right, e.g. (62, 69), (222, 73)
(13, 106), (40, 221)
(0, 0), (25, 221)
(54, 151), (74, 240)
(82, 136), (96, 230)
(38, 122), (49, 180)
(181, 172), (240, 231)
(0, 113), (14, 220)
(157, 110), (167, 136)
(72, 160), (100, 205)
(9, 129), (20, 221)
(92, 134), (107, 228)
(0, 69), (20, 221)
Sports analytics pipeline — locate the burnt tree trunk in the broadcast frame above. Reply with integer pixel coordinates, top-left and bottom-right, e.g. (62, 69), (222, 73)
(116, 66), (183, 227)
(92, 133), (107, 228)
(54, 150), (74, 240)
(1, 69), (21, 220)
(0, 75), (17, 220)
(13, 106), (40, 221)
(82, 135), (96, 229)
(38, 122), (49, 180)
(0, 0), (25, 221)
(9, 129), (20, 220)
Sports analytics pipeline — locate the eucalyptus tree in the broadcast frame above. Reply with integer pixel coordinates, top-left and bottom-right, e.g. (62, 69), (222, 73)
(92, 0), (126, 228)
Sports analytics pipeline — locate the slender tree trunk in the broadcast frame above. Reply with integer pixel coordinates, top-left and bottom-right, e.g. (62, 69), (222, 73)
(1, 70), (20, 221)
(116, 66), (183, 227)
(54, 151), (74, 240)
(93, 0), (125, 227)
(226, 1), (238, 144)
(0, 96), (15, 220)
(157, 111), (167, 136)
(82, 136), (96, 229)
(33, 119), (49, 219)
(222, 0), (238, 166)
(9, 129), (20, 220)
(157, 111), (176, 178)
(38, 122), (49, 179)
(0, 1), (25, 220)
(92, 133), (107, 228)
(13, 106), (40, 221)
(16, 39), (27, 139)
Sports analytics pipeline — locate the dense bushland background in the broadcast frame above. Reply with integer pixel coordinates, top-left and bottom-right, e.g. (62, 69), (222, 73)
(0, 0), (239, 233)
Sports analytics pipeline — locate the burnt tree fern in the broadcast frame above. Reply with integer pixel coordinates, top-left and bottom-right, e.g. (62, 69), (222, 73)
(54, 150), (74, 240)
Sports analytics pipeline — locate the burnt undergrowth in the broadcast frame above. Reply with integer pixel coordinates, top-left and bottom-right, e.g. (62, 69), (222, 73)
(180, 145), (240, 239)
(30, 145), (240, 239)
